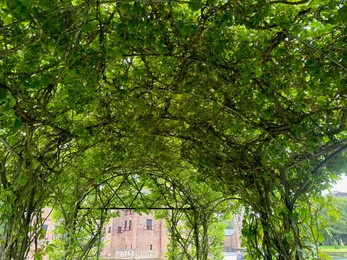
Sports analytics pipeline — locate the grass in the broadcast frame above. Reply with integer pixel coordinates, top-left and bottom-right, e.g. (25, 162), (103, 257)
(319, 245), (347, 253)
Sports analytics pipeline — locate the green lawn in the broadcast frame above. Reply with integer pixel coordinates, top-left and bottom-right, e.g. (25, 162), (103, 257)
(319, 246), (347, 252)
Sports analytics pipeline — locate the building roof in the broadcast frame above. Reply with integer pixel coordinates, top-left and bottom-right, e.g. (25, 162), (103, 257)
(332, 191), (347, 197)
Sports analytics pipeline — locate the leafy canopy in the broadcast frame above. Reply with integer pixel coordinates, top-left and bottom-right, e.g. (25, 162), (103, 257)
(0, 0), (347, 259)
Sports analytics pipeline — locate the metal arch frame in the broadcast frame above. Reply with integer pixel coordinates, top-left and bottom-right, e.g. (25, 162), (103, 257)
(76, 170), (208, 211)
(70, 170), (237, 259)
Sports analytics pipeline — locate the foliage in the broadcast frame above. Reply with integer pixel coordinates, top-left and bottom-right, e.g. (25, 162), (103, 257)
(225, 218), (234, 230)
(321, 196), (347, 247)
(0, 0), (347, 259)
(163, 192), (233, 260)
(320, 245), (347, 252)
(329, 197), (347, 246)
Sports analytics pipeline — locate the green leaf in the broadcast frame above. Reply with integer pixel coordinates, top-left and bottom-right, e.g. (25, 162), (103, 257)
(337, 6), (347, 23)
(45, 243), (55, 253)
(13, 117), (21, 129)
(263, 106), (275, 120)
(20, 0), (32, 7)
(177, 20), (197, 36)
(188, 2), (201, 12)
(0, 89), (7, 100)
(18, 174), (27, 187)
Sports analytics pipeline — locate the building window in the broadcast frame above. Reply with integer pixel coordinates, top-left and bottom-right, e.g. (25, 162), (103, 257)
(129, 220), (132, 230)
(42, 224), (48, 232)
(42, 224), (48, 239)
(125, 245), (127, 249)
(146, 219), (153, 230)
(150, 244), (153, 250)
(117, 226), (122, 233)
(108, 227), (111, 233)
(124, 220), (127, 231)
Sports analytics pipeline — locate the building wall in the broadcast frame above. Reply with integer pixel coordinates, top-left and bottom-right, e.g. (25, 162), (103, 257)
(233, 214), (243, 248)
(27, 209), (168, 260)
(27, 208), (54, 260)
(101, 210), (168, 259)
(27, 209), (242, 258)
(224, 214), (243, 251)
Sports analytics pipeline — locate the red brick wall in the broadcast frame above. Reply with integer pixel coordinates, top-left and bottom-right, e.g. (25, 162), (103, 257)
(101, 210), (168, 259)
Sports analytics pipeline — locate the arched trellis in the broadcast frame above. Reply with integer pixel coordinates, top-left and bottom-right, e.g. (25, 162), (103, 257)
(78, 171), (196, 210)
(60, 170), (239, 260)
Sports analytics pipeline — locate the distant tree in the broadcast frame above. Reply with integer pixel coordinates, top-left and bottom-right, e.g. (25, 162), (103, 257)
(324, 196), (347, 246)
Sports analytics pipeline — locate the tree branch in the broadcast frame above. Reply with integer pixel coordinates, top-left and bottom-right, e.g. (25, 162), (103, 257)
(0, 135), (21, 159)
(100, 0), (204, 4)
(292, 143), (347, 206)
(269, 0), (310, 5)
(286, 32), (347, 73)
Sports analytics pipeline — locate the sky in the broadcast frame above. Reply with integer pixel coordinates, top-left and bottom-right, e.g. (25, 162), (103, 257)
(332, 173), (347, 192)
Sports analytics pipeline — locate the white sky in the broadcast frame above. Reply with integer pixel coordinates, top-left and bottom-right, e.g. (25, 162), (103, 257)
(332, 173), (347, 192)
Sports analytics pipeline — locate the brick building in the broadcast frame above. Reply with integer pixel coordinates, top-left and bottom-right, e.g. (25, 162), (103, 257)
(27, 208), (55, 260)
(224, 214), (243, 251)
(27, 209), (241, 259)
(101, 210), (168, 259)
(27, 209), (168, 260)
